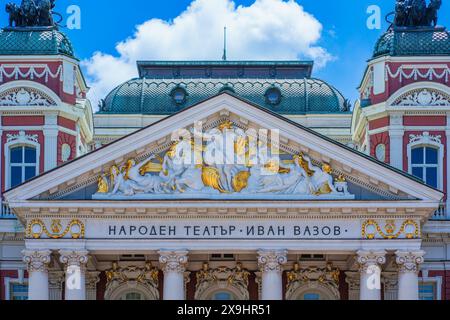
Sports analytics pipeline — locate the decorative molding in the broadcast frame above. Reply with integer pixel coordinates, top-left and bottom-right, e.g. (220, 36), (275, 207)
(0, 64), (63, 83)
(6, 130), (38, 144)
(257, 250), (287, 273)
(285, 263), (340, 300)
(158, 251), (188, 273)
(395, 251), (425, 274)
(26, 219), (85, 239)
(0, 87), (56, 106)
(195, 262), (250, 300)
(104, 262), (159, 301)
(386, 65), (450, 83)
(22, 250), (51, 273)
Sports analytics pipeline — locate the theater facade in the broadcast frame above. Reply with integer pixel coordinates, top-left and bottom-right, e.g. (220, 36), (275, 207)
(1, 0), (450, 301)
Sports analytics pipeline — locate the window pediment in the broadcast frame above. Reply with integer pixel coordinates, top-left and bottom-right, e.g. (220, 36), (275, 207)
(0, 87), (57, 107)
(393, 88), (450, 107)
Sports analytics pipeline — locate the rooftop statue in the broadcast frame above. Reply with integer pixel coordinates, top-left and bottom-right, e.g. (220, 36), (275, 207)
(5, 0), (57, 28)
(393, 0), (442, 28)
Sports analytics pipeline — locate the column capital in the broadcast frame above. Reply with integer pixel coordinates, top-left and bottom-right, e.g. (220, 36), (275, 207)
(357, 250), (386, 272)
(158, 250), (189, 273)
(59, 250), (89, 267)
(395, 251), (425, 274)
(22, 250), (52, 273)
(257, 250), (288, 273)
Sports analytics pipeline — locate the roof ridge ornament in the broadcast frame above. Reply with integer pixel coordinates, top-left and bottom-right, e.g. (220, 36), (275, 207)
(4, 0), (62, 30)
(386, 0), (443, 29)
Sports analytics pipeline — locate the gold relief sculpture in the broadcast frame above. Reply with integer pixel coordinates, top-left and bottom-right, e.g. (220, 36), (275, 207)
(139, 156), (164, 176)
(232, 171), (251, 192)
(97, 175), (109, 193)
(95, 121), (351, 198)
(26, 219), (85, 240)
(362, 219), (420, 240)
(227, 262), (250, 285)
(385, 220), (396, 235)
(196, 262), (217, 283)
(50, 219), (62, 234)
(202, 167), (227, 193)
(218, 120), (233, 131)
(336, 175), (347, 183)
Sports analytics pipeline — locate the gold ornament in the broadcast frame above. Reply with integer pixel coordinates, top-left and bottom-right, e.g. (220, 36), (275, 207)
(26, 219), (85, 239)
(139, 156), (163, 175)
(202, 167), (227, 193)
(362, 219), (419, 240)
(51, 220), (62, 234)
(232, 171), (251, 192)
(97, 175), (109, 193)
(218, 120), (233, 131)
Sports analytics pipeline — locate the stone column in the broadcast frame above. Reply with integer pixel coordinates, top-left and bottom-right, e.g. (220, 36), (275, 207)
(357, 250), (386, 300)
(43, 113), (58, 171)
(159, 250), (189, 300)
(389, 113), (404, 170)
(48, 271), (65, 300)
(396, 251), (425, 300)
(59, 250), (89, 301)
(86, 272), (101, 301)
(345, 272), (360, 301)
(257, 250), (287, 300)
(22, 250), (52, 300)
(382, 272), (398, 301)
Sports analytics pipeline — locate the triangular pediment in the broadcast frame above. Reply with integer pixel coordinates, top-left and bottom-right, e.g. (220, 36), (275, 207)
(4, 93), (443, 205)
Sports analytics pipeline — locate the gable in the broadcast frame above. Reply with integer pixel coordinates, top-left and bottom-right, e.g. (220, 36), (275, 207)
(3, 93), (443, 205)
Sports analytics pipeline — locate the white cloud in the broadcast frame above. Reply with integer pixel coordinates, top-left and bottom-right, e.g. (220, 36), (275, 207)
(83, 0), (332, 108)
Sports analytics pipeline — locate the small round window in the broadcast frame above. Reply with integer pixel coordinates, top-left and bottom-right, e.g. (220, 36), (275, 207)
(170, 87), (187, 105)
(265, 88), (282, 106)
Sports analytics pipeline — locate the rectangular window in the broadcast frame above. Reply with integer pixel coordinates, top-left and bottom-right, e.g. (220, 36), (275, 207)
(9, 146), (37, 188)
(411, 146), (440, 189)
(419, 282), (437, 300)
(10, 283), (28, 301)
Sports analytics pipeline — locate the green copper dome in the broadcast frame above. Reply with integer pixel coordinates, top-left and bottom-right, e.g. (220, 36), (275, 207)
(99, 78), (350, 115)
(373, 27), (450, 58)
(0, 28), (75, 57)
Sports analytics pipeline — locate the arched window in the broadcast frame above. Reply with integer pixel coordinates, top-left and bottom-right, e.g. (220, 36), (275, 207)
(211, 291), (235, 301)
(407, 132), (444, 190)
(9, 146), (38, 188)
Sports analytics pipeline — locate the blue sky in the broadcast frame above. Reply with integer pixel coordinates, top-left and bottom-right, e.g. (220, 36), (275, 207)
(2, 0), (449, 105)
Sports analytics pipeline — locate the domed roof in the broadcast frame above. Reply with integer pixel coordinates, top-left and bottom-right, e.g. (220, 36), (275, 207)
(373, 27), (450, 58)
(99, 78), (350, 116)
(0, 28), (74, 57)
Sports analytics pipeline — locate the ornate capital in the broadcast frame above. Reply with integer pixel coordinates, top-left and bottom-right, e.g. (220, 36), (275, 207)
(395, 251), (425, 274)
(22, 250), (52, 273)
(86, 272), (101, 290)
(257, 250), (287, 273)
(59, 250), (89, 268)
(357, 250), (386, 273)
(158, 250), (189, 273)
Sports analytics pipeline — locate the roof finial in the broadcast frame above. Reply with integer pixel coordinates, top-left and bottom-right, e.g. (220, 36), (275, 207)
(222, 26), (227, 61)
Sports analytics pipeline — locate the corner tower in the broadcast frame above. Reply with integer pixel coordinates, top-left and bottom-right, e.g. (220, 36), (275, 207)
(0, 1), (93, 215)
(352, 0), (450, 219)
